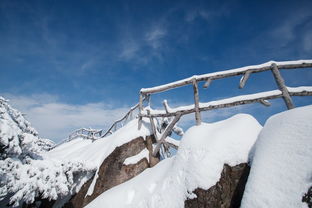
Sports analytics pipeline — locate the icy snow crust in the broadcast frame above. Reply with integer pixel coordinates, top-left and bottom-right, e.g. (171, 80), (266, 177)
(241, 105), (312, 208)
(86, 114), (262, 208)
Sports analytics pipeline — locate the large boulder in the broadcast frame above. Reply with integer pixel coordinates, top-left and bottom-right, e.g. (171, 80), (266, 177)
(65, 135), (159, 208)
(185, 163), (250, 208)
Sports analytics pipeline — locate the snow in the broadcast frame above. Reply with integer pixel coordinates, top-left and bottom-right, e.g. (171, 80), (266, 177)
(142, 86), (312, 116)
(45, 118), (152, 196)
(124, 148), (150, 166)
(86, 113), (262, 208)
(0, 97), (93, 207)
(141, 60), (312, 93)
(46, 118), (151, 169)
(166, 136), (180, 147)
(287, 86), (312, 93)
(241, 105), (312, 208)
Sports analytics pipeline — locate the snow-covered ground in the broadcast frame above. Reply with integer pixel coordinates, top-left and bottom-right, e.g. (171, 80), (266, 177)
(45, 118), (152, 170)
(241, 105), (312, 208)
(86, 114), (262, 208)
(2, 93), (311, 208)
(46, 118), (152, 196)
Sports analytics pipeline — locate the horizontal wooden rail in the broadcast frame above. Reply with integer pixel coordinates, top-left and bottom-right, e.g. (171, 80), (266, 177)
(101, 102), (140, 137)
(140, 60), (312, 95)
(141, 86), (312, 118)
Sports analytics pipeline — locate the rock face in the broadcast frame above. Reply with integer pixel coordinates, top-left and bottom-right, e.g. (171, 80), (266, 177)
(185, 163), (250, 208)
(303, 186), (312, 208)
(64, 135), (159, 208)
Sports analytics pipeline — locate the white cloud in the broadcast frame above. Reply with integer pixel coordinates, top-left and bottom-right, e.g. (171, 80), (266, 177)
(117, 23), (167, 65)
(145, 26), (167, 49)
(303, 29), (312, 52)
(270, 10), (311, 46)
(119, 39), (140, 60)
(3, 94), (130, 143)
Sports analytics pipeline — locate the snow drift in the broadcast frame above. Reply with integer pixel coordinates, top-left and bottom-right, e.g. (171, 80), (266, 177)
(86, 113), (262, 208)
(46, 118), (152, 197)
(241, 105), (312, 208)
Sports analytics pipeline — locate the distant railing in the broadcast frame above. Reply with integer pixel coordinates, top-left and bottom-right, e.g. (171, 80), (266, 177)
(52, 101), (143, 149)
(137, 60), (312, 156)
(68, 128), (103, 140)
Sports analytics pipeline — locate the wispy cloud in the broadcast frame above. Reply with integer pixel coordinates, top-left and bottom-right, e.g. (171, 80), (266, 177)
(119, 38), (140, 61)
(271, 10), (312, 47)
(184, 3), (232, 23)
(303, 29), (312, 52)
(3, 94), (130, 143)
(117, 23), (168, 65)
(145, 26), (167, 49)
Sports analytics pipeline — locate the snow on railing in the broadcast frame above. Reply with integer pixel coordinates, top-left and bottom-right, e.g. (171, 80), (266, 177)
(138, 60), (312, 156)
(101, 102), (141, 137)
(68, 128), (103, 140)
(53, 101), (143, 149)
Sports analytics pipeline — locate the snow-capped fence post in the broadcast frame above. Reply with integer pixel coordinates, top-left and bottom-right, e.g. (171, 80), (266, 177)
(138, 93), (144, 130)
(162, 100), (170, 114)
(147, 109), (158, 141)
(271, 63), (295, 109)
(192, 78), (202, 125)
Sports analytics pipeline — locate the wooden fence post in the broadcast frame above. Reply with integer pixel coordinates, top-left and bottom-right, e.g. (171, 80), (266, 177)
(271, 63), (295, 109)
(192, 78), (202, 125)
(138, 93), (144, 130)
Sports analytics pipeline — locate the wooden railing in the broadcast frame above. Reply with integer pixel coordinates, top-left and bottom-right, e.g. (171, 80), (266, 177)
(138, 60), (312, 156)
(52, 101), (143, 149)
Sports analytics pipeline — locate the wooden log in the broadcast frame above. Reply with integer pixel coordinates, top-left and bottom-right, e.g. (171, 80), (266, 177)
(259, 99), (271, 107)
(147, 109), (158, 140)
(141, 89), (312, 118)
(165, 141), (179, 150)
(271, 63), (294, 109)
(192, 78), (202, 125)
(153, 113), (182, 156)
(138, 93), (144, 130)
(140, 61), (312, 94)
(102, 102), (140, 137)
(162, 100), (170, 114)
(203, 78), (212, 88)
(239, 71), (251, 89)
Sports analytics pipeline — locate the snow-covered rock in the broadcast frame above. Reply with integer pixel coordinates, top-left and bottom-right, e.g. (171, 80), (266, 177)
(241, 105), (312, 208)
(66, 135), (159, 208)
(86, 113), (262, 208)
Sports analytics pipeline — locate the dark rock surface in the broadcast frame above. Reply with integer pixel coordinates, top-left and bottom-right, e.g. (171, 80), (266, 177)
(184, 163), (250, 208)
(64, 135), (159, 208)
(303, 186), (312, 208)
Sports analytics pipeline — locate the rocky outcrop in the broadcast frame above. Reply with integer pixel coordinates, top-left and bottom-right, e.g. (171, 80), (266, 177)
(64, 135), (159, 208)
(185, 163), (250, 208)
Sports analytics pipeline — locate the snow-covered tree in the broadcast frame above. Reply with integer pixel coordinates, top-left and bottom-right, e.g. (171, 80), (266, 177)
(0, 97), (93, 207)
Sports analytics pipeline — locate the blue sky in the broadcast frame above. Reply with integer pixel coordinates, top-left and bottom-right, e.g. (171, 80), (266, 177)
(0, 0), (311, 142)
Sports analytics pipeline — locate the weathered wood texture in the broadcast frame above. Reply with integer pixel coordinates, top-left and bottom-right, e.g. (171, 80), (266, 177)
(271, 63), (295, 109)
(192, 79), (201, 125)
(153, 113), (182, 156)
(141, 60), (312, 94)
(103, 102), (140, 137)
(141, 89), (312, 118)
